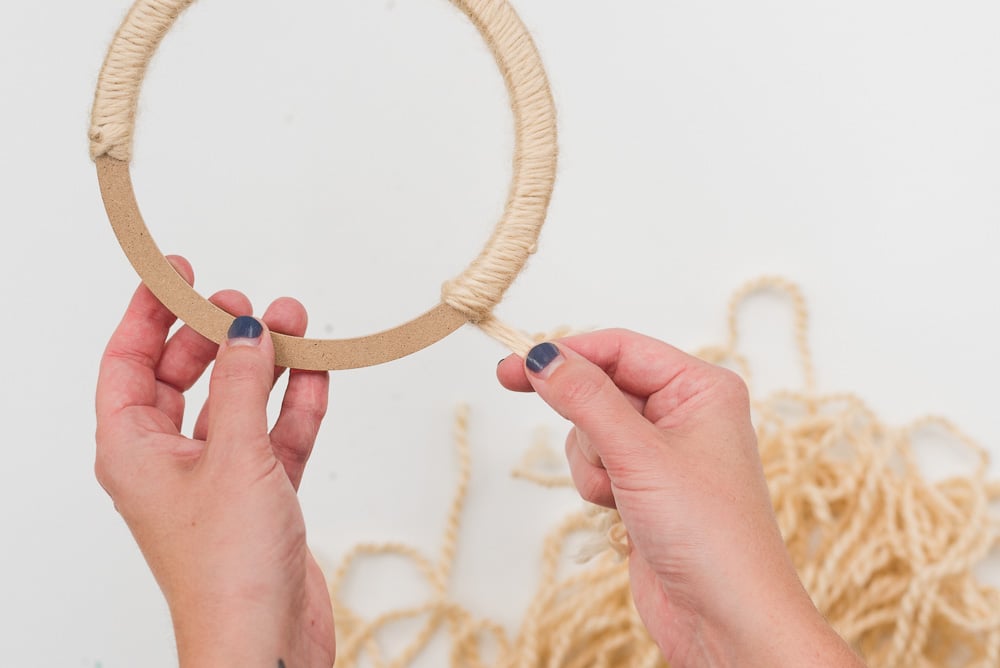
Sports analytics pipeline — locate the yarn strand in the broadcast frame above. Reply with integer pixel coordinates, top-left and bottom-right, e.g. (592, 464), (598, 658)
(329, 277), (1000, 668)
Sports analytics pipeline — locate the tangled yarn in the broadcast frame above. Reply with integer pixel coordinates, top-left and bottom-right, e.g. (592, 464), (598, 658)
(327, 277), (1000, 667)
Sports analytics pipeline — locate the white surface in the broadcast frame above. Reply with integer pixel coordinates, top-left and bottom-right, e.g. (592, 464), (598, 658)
(1, 1), (999, 666)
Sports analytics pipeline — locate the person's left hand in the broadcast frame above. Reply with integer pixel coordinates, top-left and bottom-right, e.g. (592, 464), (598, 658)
(95, 256), (334, 668)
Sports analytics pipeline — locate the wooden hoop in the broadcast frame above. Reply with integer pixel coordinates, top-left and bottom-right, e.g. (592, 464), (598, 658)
(91, 0), (557, 370)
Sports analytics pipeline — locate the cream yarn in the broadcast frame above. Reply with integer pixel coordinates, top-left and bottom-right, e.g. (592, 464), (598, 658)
(329, 278), (1000, 668)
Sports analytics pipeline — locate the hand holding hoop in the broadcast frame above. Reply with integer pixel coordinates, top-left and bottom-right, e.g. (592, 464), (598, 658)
(90, 0), (557, 370)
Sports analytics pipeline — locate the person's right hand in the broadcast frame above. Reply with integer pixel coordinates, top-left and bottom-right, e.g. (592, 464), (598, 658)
(95, 257), (334, 668)
(498, 330), (864, 668)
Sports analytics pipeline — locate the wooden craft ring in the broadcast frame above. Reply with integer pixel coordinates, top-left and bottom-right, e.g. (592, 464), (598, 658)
(90, 0), (558, 370)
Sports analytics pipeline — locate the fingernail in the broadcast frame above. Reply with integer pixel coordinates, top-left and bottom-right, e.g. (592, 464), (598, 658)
(227, 316), (263, 346)
(526, 342), (562, 378)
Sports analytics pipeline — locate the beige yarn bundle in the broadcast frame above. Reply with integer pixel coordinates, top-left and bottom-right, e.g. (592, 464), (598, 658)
(327, 277), (1000, 668)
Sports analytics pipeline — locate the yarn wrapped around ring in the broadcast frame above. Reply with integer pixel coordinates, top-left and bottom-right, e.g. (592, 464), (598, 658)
(90, 0), (555, 370)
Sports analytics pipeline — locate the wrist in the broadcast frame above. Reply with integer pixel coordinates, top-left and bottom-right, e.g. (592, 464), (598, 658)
(660, 572), (864, 668)
(694, 538), (864, 668)
(722, 596), (864, 668)
(172, 600), (305, 668)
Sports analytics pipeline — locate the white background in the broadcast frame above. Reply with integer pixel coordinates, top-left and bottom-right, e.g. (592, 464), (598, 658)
(1, 1), (999, 666)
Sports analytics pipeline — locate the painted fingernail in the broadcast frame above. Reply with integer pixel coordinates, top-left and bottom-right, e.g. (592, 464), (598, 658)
(228, 316), (263, 345)
(526, 342), (562, 377)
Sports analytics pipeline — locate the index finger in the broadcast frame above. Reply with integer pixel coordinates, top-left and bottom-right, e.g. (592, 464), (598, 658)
(96, 256), (194, 422)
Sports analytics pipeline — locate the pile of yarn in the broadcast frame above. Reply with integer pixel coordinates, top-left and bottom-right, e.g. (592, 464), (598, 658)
(328, 278), (1000, 668)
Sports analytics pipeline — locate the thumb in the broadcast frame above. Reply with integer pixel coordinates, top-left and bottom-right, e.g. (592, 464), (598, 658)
(206, 316), (275, 451)
(523, 342), (665, 474)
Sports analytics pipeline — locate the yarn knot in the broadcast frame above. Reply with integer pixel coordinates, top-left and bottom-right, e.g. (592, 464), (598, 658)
(440, 274), (504, 325)
(440, 273), (536, 356)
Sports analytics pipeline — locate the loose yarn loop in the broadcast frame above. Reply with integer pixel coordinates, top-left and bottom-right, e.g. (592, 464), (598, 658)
(329, 278), (1000, 668)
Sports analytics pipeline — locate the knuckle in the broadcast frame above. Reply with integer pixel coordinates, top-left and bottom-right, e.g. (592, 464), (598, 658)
(567, 428), (600, 467)
(576, 470), (614, 508)
(282, 397), (328, 432)
(93, 453), (117, 497)
(217, 355), (269, 387)
(564, 429), (577, 458)
(560, 372), (610, 411)
(603, 327), (634, 338)
(272, 441), (312, 468)
(306, 403), (329, 426)
(292, 404), (325, 429)
(710, 367), (751, 407)
(295, 381), (330, 423)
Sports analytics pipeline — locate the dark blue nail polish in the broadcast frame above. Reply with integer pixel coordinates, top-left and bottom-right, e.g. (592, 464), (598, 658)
(228, 315), (263, 340)
(526, 342), (560, 373)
